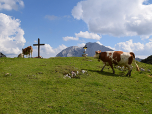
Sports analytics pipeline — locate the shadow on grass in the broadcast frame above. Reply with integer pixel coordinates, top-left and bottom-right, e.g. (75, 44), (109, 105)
(83, 69), (128, 77)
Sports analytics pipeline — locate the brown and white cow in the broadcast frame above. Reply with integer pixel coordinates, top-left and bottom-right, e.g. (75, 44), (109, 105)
(93, 50), (139, 76)
(22, 46), (33, 58)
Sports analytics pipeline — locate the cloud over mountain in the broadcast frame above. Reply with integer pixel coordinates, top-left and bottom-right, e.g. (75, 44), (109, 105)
(115, 39), (152, 59)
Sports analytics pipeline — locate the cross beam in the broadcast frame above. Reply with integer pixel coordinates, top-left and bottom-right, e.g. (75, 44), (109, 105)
(33, 38), (45, 58)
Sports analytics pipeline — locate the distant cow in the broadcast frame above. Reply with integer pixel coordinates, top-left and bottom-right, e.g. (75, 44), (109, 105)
(22, 46), (33, 58)
(18, 53), (24, 58)
(93, 50), (139, 76)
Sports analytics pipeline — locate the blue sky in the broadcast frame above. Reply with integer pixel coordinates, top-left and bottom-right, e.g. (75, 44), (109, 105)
(0, 0), (152, 59)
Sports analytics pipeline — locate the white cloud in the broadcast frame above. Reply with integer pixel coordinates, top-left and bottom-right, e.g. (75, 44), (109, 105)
(45, 15), (60, 20)
(135, 55), (148, 59)
(115, 39), (152, 59)
(72, 0), (152, 38)
(115, 39), (144, 52)
(0, 0), (24, 11)
(63, 36), (79, 41)
(56, 44), (67, 51)
(106, 46), (115, 50)
(140, 35), (150, 40)
(40, 44), (56, 54)
(33, 44), (67, 58)
(77, 43), (85, 47)
(0, 13), (26, 57)
(75, 31), (101, 40)
(72, 2), (83, 20)
(63, 31), (101, 41)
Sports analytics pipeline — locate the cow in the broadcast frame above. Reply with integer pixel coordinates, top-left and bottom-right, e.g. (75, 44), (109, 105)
(93, 50), (139, 76)
(18, 53), (24, 58)
(22, 46), (33, 58)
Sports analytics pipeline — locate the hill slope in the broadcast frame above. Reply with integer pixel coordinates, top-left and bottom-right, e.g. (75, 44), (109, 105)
(0, 57), (152, 113)
(141, 55), (152, 64)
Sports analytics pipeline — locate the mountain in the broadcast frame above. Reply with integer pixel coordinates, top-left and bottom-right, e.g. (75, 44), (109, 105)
(141, 55), (152, 64)
(135, 57), (143, 62)
(56, 42), (114, 57)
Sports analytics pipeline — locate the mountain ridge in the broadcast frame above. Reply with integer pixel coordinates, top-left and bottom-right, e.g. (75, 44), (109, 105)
(56, 42), (114, 57)
(141, 55), (152, 64)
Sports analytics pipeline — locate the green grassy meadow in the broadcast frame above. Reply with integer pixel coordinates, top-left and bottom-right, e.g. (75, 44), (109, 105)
(0, 57), (152, 114)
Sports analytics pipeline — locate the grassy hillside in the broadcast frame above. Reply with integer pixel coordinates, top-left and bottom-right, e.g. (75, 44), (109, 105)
(0, 57), (152, 113)
(141, 55), (152, 64)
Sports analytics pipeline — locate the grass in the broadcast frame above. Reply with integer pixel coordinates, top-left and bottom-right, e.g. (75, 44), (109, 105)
(0, 57), (152, 113)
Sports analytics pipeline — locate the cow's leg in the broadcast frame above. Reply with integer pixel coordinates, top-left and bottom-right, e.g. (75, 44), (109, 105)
(126, 65), (133, 76)
(126, 70), (130, 76)
(101, 64), (106, 71)
(30, 50), (32, 58)
(109, 62), (115, 74)
(126, 70), (132, 76)
(129, 70), (132, 76)
(126, 66), (130, 76)
(31, 51), (32, 58)
(128, 65), (133, 77)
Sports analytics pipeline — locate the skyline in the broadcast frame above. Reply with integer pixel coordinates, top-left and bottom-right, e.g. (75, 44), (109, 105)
(0, 0), (152, 59)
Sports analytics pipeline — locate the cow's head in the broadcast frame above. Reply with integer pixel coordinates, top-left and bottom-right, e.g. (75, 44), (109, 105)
(28, 46), (32, 48)
(93, 50), (101, 59)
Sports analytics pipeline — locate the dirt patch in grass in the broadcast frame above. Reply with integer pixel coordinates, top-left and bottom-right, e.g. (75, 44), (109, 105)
(53, 65), (80, 75)
(148, 75), (152, 77)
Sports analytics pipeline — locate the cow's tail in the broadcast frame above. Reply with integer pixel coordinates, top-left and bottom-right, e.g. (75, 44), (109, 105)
(135, 60), (140, 71)
(130, 52), (140, 71)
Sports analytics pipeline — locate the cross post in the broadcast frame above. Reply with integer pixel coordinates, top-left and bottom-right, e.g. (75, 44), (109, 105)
(33, 38), (45, 58)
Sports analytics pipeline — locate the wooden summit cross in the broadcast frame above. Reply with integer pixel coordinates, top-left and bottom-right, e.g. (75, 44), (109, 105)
(33, 38), (45, 58)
